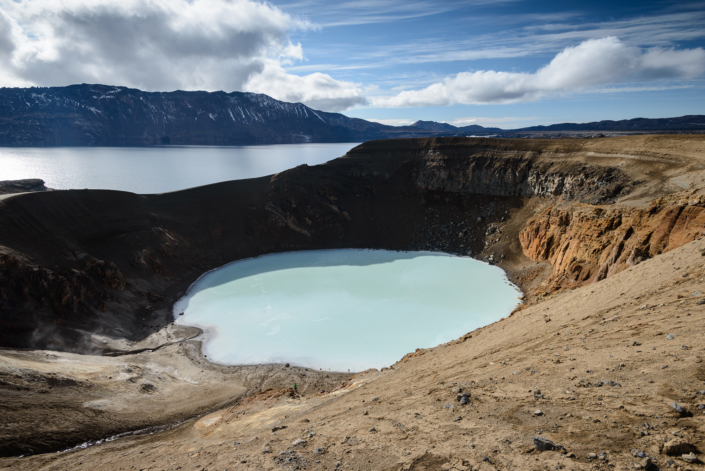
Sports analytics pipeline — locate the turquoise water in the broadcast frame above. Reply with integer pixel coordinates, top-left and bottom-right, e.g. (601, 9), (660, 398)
(174, 249), (521, 372)
(0, 143), (359, 194)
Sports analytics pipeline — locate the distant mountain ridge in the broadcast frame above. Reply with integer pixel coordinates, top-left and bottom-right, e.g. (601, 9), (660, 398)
(516, 115), (705, 132)
(0, 84), (702, 146)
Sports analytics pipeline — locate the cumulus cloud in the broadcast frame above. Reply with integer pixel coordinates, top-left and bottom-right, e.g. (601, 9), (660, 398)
(365, 118), (416, 126)
(245, 60), (367, 112)
(0, 0), (364, 112)
(371, 37), (705, 107)
(447, 117), (537, 127)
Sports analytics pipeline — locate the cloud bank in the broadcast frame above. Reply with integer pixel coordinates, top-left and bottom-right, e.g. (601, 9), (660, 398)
(0, 0), (365, 112)
(0, 1), (702, 113)
(371, 37), (705, 107)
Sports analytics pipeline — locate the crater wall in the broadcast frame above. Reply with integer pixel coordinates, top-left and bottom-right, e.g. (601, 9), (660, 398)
(0, 135), (704, 353)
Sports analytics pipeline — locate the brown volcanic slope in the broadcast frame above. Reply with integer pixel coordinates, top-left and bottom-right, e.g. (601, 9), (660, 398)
(1, 135), (705, 468)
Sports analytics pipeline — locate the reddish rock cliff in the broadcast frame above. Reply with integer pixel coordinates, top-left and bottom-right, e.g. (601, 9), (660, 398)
(520, 192), (705, 294)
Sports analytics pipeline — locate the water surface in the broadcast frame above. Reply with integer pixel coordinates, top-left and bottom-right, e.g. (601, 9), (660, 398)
(0, 143), (359, 194)
(174, 249), (521, 372)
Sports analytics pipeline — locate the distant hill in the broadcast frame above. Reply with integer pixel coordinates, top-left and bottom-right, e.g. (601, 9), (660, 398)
(0, 84), (702, 146)
(408, 120), (459, 132)
(516, 115), (705, 132)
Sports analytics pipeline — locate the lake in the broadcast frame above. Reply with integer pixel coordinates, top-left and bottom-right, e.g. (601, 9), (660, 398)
(174, 249), (521, 372)
(0, 143), (360, 194)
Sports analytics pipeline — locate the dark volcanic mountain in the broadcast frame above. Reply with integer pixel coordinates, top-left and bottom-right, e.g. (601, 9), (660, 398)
(0, 84), (439, 146)
(0, 84), (703, 146)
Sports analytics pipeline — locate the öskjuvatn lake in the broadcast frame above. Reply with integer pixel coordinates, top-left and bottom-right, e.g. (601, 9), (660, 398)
(0, 143), (359, 193)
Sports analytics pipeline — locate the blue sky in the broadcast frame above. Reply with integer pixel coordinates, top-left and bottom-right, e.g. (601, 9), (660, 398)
(269, 0), (705, 127)
(0, 0), (703, 129)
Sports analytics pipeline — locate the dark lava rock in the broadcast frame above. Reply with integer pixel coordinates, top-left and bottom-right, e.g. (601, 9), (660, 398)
(139, 383), (157, 394)
(533, 436), (557, 451)
(670, 402), (692, 417)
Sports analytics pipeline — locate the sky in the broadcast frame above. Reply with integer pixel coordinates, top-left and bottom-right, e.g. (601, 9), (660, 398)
(0, 0), (704, 128)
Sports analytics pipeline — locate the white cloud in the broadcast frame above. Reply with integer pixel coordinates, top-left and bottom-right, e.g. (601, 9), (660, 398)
(364, 118), (416, 126)
(371, 37), (705, 107)
(271, 0), (516, 28)
(297, 8), (705, 75)
(245, 60), (367, 112)
(446, 116), (537, 127)
(0, 0), (364, 112)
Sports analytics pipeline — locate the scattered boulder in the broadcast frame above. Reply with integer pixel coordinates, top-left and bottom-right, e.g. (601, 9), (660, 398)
(457, 393), (471, 405)
(533, 409), (544, 416)
(139, 383), (157, 394)
(576, 379), (621, 388)
(292, 438), (307, 447)
(662, 438), (697, 456)
(682, 452), (698, 463)
(532, 436), (557, 451)
(670, 402), (692, 417)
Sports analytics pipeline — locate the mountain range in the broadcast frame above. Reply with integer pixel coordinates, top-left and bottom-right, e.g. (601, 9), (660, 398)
(0, 84), (703, 146)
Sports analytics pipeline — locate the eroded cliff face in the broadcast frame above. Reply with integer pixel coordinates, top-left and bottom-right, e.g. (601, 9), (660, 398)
(519, 192), (705, 295)
(415, 153), (631, 204)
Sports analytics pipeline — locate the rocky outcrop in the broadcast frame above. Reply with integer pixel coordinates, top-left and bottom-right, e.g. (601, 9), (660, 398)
(415, 154), (630, 204)
(520, 193), (705, 294)
(0, 179), (49, 195)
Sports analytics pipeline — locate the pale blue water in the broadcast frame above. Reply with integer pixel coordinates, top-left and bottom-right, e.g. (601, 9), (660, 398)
(174, 249), (521, 372)
(0, 143), (359, 194)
